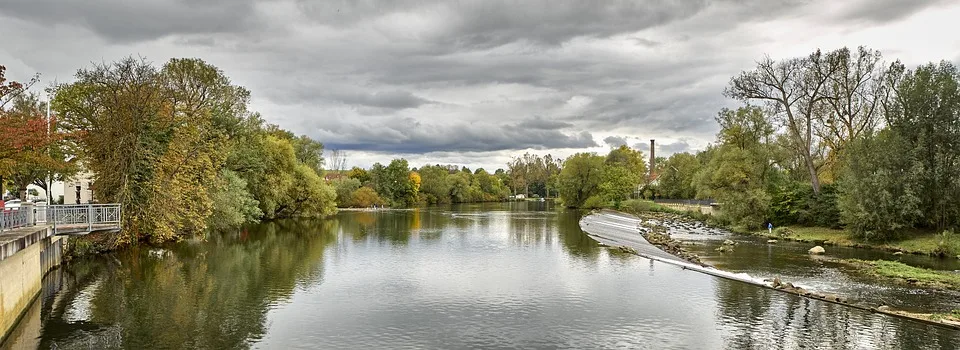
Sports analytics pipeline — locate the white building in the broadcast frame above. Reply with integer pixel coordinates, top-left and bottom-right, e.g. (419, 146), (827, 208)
(62, 169), (95, 204)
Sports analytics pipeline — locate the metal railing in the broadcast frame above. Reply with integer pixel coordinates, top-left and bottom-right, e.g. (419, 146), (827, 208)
(48, 204), (121, 233)
(0, 208), (30, 231)
(0, 203), (121, 233)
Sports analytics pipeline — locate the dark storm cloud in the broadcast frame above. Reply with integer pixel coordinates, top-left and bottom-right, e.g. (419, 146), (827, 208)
(334, 90), (432, 110)
(603, 136), (628, 148)
(0, 0), (262, 42)
(322, 119), (597, 153)
(516, 117), (573, 130)
(295, 0), (713, 49)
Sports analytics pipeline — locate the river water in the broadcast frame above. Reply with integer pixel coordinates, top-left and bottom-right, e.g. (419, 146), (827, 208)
(3, 202), (959, 349)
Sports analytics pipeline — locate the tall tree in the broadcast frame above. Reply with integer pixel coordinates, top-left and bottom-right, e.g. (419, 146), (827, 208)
(726, 49), (843, 194)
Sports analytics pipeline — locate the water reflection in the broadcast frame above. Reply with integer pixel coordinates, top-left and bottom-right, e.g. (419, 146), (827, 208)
(715, 278), (960, 349)
(3, 203), (959, 349)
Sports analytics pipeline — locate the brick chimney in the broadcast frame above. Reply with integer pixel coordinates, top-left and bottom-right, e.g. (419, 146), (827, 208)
(649, 139), (656, 180)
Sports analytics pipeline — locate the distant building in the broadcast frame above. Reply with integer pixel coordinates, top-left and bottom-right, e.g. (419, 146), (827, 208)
(63, 169), (95, 204)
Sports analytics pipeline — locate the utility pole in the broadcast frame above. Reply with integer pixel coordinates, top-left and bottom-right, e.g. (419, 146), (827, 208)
(46, 93), (53, 205)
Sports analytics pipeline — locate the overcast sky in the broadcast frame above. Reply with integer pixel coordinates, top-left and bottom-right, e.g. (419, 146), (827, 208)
(2, 0), (959, 170)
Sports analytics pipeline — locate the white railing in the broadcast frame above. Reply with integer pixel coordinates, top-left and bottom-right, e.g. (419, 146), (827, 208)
(48, 204), (121, 233)
(0, 208), (30, 231)
(0, 203), (121, 233)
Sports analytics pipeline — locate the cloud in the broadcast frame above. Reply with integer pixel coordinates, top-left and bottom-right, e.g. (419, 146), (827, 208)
(516, 116), (573, 130)
(321, 118), (597, 153)
(0, 0), (263, 43)
(334, 90), (432, 110)
(834, 0), (953, 23)
(2, 0), (959, 169)
(603, 136), (628, 148)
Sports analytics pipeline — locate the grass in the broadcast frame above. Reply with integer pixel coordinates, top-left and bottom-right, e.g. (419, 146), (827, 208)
(929, 309), (960, 322)
(843, 259), (960, 289)
(757, 226), (960, 257)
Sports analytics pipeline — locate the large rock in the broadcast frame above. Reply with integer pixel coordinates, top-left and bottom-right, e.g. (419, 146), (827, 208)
(723, 239), (736, 246)
(808, 246), (826, 255)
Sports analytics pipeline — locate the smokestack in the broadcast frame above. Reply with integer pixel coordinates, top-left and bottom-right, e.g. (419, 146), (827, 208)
(650, 139), (656, 180)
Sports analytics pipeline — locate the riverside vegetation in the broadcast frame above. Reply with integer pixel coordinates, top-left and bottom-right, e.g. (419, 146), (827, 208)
(2, 45), (959, 262)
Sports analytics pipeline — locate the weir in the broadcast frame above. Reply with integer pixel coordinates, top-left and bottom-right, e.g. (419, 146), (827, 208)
(579, 210), (960, 331)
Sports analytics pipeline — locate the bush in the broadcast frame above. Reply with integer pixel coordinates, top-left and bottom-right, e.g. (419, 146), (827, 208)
(768, 182), (841, 228)
(772, 227), (794, 238)
(934, 230), (957, 257)
(582, 195), (606, 209)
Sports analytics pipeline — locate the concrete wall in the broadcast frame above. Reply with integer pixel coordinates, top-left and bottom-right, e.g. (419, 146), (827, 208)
(0, 229), (64, 344)
(659, 203), (714, 216)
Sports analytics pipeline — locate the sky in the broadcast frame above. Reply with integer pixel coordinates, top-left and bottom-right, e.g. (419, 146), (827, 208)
(2, 0), (959, 171)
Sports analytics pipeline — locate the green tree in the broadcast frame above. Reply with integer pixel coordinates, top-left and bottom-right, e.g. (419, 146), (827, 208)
(332, 177), (362, 207)
(838, 130), (921, 240)
(657, 152), (700, 199)
(557, 153), (605, 208)
(418, 165), (452, 204)
(207, 169), (262, 231)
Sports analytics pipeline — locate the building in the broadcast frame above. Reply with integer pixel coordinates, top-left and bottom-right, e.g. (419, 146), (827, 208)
(62, 169), (95, 204)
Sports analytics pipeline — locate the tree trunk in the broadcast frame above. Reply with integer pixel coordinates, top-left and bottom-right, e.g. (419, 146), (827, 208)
(805, 154), (821, 195)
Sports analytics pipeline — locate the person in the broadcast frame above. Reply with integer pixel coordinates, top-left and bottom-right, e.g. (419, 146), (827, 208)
(768, 222), (773, 234)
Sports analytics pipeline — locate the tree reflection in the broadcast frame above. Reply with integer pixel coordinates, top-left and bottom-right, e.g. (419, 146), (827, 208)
(714, 279), (960, 349)
(36, 220), (338, 349)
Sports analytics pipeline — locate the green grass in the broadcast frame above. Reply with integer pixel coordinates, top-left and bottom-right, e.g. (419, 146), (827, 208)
(846, 259), (960, 289)
(757, 226), (960, 257)
(929, 309), (960, 322)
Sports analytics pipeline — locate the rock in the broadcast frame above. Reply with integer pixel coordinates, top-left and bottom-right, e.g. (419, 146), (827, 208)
(893, 251), (903, 256)
(808, 246), (826, 255)
(716, 245), (732, 253)
(767, 239), (778, 244)
(877, 305), (891, 312)
(771, 277), (782, 288)
(723, 239), (736, 246)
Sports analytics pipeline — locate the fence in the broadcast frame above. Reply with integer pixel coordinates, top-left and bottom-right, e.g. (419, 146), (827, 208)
(1, 203), (121, 234)
(0, 208), (29, 231)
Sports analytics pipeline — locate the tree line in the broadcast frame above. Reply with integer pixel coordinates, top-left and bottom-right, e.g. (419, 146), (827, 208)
(1, 58), (338, 245)
(646, 46), (960, 241)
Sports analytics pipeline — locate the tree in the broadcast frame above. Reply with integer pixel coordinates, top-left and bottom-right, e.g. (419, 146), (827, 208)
(418, 165), (452, 204)
(857, 60), (960, 233)
(838, 130), (921, 240)
(600, 145), (647, 206)
(726, 49), (844, 194)
(818, 46), (886, 174)
(657, 152), (700, 199)
(207, 169), (262, 231)
(0, 65), (43, 195)
(2, 93), (74, 199)
(557, 153), (605, 208)
(328, 149), (347, 173)
(54, 57), (253, 243)
(332, 177), (361, 207)
(347, 166), (371, 185)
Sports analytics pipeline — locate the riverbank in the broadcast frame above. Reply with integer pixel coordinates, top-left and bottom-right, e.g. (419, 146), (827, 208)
(755, 226), (960, 258)
(579, 209), (960, 330)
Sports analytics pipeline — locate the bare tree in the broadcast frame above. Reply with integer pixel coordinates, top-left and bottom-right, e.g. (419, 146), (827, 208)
(328, 149), (348, 173)
(819, 46), (886, 163)
(725, 49), (842, 195)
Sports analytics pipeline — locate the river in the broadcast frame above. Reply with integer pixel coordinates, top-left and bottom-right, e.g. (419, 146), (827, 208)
(2, 202), (959, 349)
